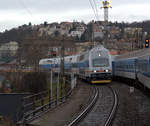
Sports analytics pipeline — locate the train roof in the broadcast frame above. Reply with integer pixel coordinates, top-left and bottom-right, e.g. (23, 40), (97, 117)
(39, 54), (79, 64)
(91, 45), (108, 52)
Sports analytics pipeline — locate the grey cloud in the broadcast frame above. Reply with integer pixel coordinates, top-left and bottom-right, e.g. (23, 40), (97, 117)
(0, 0), (90, 11)
(0, 0), (149, 12)
(0, 0), (150, 32)
(112, 0), (149, 5)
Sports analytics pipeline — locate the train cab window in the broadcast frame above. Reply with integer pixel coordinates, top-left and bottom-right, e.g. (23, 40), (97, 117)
(92, 58), (109, 67)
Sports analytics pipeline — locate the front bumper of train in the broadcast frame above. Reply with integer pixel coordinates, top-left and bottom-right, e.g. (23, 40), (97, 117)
(90, 72), (112, 84)
(91, 80), (111, 84)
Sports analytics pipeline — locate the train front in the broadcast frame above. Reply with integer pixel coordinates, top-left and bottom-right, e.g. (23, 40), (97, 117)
(89, 47), (112, 84)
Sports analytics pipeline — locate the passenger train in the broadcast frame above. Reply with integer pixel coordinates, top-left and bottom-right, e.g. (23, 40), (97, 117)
(39, 45), (112, 84)
(112, 48), (150, 89)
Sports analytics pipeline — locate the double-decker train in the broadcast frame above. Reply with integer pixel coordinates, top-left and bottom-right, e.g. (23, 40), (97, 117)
(39, 45), (112, 84)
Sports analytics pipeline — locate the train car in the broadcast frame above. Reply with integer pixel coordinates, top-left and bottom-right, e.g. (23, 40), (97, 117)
(39, 56), (76, 72)
(113, 48), (150, 89)
(39, 58), (60, 70)
(137, 55), (150, 89)
(39, 45), (112, 84)
(112, 58), (137, 80)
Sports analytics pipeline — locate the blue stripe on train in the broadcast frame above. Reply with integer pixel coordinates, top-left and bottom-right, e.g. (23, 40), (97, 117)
(40, 60), (89, 69)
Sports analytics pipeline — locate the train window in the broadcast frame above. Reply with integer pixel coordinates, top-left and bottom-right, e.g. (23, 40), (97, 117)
(85, 61), (89, 67)
(139, 60), (148, 72)
(47, 60), (52, 63)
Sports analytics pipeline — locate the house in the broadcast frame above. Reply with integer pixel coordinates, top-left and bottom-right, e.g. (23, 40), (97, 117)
(69, 25), (86, 38)
(70, 31), (83, 38)
(93, 24), (104, 39)
(94, 32), (104, 39)
(0, 41), (19, 57)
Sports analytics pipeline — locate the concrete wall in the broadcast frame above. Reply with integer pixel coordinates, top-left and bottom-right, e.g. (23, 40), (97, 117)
(0, 93), (29, 122)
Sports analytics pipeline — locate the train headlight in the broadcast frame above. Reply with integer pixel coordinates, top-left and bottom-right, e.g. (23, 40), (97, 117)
(94, 70), (97, 73)
(105, 69), (109, 72)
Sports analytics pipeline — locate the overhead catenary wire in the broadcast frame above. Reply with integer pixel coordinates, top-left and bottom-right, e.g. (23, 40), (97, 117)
(88, 0), (99, 21)
(16, 0), (36, 22)
(88, 0), (105, 47)
(92, 0), (99, 21)
(88, 0), (102, 27)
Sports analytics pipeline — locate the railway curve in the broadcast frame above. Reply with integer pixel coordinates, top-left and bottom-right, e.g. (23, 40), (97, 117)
(68, 85), (118, 126)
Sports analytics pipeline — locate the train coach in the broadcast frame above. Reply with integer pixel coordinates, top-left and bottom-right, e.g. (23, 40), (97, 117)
(112, 48), (150, 89)
(39, 45), (112, 84)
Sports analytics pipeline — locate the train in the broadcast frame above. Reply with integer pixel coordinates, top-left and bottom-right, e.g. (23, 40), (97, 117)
(112, 48), (150, 89)
(39, 45), (112, 84)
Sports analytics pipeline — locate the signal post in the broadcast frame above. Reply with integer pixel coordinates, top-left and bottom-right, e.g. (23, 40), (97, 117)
(145, 39), (149, 48)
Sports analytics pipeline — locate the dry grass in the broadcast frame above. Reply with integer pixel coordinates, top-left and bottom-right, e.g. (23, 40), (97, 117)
(32, 81), (67, 109)
(0, 117), (15, 126)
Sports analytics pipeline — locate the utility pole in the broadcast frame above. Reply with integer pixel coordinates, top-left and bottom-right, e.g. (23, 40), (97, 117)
(91, 20), (94, 48)
(60, 36), (65, 100)
(141, 23), (146, 49)
(60, 36), (65, 78)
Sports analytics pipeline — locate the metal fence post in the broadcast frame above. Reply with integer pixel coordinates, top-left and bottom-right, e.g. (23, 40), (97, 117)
(21, 97), (25, 124)
(64, 76), (67, 100)
(41, 94), (44, 111)
(57, 73), (60, 102)
(55, 84), (57, 106)
(60, 76), (62, 102)
(33, 96), (35, 116)
(50, 70), (53, 106)
(49, 89), (51, 108)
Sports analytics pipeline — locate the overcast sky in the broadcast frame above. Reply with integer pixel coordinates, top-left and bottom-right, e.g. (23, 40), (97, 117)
(0, 0), (150, 32)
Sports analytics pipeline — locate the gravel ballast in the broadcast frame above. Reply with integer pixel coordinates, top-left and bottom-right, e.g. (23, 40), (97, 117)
(111, 81), (150, 126)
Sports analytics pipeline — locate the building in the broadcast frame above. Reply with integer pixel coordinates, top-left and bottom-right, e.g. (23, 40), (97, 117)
(0, 41), (19, 57)
(93, 24), (104, 39)
(70, 31), (83, 38)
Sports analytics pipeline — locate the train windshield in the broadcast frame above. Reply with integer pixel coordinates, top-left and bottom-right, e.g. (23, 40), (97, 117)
(92, 58), (109, 67)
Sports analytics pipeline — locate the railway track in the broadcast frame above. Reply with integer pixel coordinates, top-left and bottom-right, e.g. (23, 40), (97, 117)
(68, 85), (118, 126)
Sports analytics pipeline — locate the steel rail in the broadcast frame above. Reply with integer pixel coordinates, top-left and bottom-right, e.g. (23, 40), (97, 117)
(104, 86), (118, 126)
(68, 87), (98, 126)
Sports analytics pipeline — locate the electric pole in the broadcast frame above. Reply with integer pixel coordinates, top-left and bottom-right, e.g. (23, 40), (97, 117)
(91, 20), (94, 48)
(60, 36), (65, 78)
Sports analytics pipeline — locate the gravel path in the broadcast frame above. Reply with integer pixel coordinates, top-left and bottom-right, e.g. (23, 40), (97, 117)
(29, 81), (94, 126)
(111, 81), (150, 126)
